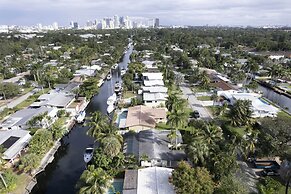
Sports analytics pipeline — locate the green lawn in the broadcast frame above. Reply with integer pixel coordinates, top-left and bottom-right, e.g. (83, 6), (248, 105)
(123, 91), (136, 99)
(197, 96), (212, 101)
(16, 88), (50, 109)
(206, 106), (219, 116)
(191, 86), (210, 93)
(156, 122), (172, 130)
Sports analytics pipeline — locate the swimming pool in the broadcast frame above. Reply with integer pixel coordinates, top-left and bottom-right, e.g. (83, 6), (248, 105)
(107, 179), (124, 194)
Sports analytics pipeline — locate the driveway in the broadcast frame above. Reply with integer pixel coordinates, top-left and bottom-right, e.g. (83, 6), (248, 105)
(179, 83), (213, 120)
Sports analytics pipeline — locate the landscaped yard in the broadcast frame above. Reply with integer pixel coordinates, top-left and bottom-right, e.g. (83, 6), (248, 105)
(123, 91), (136, 99)
(197, 96), (212, 101)
(16, 88), (50, 109)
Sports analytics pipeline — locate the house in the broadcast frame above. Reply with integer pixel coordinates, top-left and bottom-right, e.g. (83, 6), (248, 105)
(142, 60), (159, 73)
(142, 72), (164, 87)
(0, 129), (32, 162)
(0, 107), (57, 130)
(124, 129), (186, 167)
(269, 55), (284, 60)
(142, 86), (168, 94)
(143, 92), (167, 107)
(123, 167), (175, 194)
(125, 106), (166, 131)
(218, 91), (279, 118)
(74, 65), (101, 77)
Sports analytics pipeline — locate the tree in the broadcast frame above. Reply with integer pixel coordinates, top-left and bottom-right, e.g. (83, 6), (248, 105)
(0, 170), (17, 193)
(185, 138), (210, 166)
(77, 165), (112, 194)
(258, 177), (284, 194)
(101, 136), (122, 158)
(215, 175), (248, 194)
(199, 71), (210, 89)
(50, 119), (67, 140)
(167, 108), (188, 149)
(86, 111), (108, 141)
(19, 153), (41, 173)
(228, 100), (253, 127)
(0, 83), (20, 99)
(166, 93), (179, 112)
(29, 130), (53, 155)
(171, 161), (214, 194)
(211, 93), (219, 106)
(202, 124), (223, 146)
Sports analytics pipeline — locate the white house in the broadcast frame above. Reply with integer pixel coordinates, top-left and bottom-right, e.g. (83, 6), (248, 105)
(142, 72), (164, 87)
(218, 91), (279, 118)
(143, 93), (167, 107)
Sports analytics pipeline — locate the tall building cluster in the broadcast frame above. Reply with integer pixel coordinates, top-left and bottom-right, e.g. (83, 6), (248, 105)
(81, 15), (160, 30)
(0, 15), (160, 33)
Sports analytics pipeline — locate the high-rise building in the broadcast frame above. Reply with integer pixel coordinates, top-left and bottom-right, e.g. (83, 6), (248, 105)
(52, 22), (58, 30)
(70, 21), (79, 29)
(154, 18), (160, 28)
(113, 15), (120, 28)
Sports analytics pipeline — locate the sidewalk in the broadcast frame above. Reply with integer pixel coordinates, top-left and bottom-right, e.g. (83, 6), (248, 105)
(179, 83), (213, 120)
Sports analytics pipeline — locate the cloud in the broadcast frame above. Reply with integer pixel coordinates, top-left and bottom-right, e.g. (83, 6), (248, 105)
(0, 0), (290, 26)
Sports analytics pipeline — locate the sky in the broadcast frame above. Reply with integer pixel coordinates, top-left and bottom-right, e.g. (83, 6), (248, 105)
(0, 0), (291, 26)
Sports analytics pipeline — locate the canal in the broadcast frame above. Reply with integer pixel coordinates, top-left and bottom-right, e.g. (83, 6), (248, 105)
(258, 85), (291, 114)
(31, 44), (133, 194)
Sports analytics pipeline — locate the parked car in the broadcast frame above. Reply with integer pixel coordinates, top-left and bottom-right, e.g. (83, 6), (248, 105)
(261, 169), (279, 176)
(190, 110), (200, 119)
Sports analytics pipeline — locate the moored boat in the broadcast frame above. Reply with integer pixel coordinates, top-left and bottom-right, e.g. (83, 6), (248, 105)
(107, 104), (115, 114)
(107, 74), (112, 80)
(106, 93), (117, 105)
(76, 111), (86, 123)
(84, 147), (94, 163)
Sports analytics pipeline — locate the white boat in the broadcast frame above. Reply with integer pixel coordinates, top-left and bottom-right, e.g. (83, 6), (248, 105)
(114, 82), (122, 92)
(111, 64), (118, 69)
(84, 147), (94, 163)
(120, 68), (126, 76)
(107, 74), (112, 80)
(106, 93), (117, 105)
(76, 111), (86, 123)
(107, 104), (115, 114)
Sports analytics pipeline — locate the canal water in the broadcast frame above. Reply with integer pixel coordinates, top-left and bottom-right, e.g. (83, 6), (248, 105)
(258, 85), (291, 114)
(31, 45), (133, 194)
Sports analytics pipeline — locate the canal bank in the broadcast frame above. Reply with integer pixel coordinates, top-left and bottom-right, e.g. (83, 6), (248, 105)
(30, 45), (133, 194)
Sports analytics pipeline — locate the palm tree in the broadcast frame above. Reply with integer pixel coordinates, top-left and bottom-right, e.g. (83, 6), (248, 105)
(101, 136), (122, 158)
(203, 124), (223, 146)
(167, 109), (188, 149)
(78, 165), (112, 194)
(166, 93), (178, 112)
(86, 112), (108, 141)
(228, 100), (253, 127)
(244, 128), (258, 157)
(186, 139), (209, 166)
(199, 71), (210, 89)
(211, 93), (219, 106)
(217, 102), (228, 116)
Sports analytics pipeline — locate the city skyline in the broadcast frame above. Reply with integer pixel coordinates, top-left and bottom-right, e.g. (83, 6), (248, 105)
(0, 0), (291, 26)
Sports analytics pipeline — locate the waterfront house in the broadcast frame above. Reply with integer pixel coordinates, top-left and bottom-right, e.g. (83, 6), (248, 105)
(123, 167), (175, 194)
(142, 72), (164, 87)
(125, 105), (166, 131)
(0, 107), (58, 130)
(218, 91), (279, 118)
(124, 129), (186, 167)
(143, 92), (167, 107)
(0, 129), (31, 162)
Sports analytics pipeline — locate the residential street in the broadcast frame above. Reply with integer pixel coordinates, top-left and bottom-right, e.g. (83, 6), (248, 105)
(0, 89), (37, 112)
(179, 83), (213, 120)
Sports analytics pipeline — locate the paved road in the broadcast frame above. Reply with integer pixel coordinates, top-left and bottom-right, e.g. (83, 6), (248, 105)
(0, 89), (37, 111)
(180, 83), (213, 120)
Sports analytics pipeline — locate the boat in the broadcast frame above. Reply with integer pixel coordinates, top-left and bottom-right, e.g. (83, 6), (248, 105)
(120, 68), (126, 76)
(84, 147), (94, 163)
(107, 74), (112, 80)
(111, 64), (118, 69)
(76, 111), (86, 123)
(114, 82), (122, 92)
(107, 104), (115, 114)
(106, 93), (117, 105)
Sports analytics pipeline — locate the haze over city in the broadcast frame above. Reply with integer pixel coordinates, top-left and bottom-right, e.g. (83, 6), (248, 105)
(0, 0), (291, 26)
